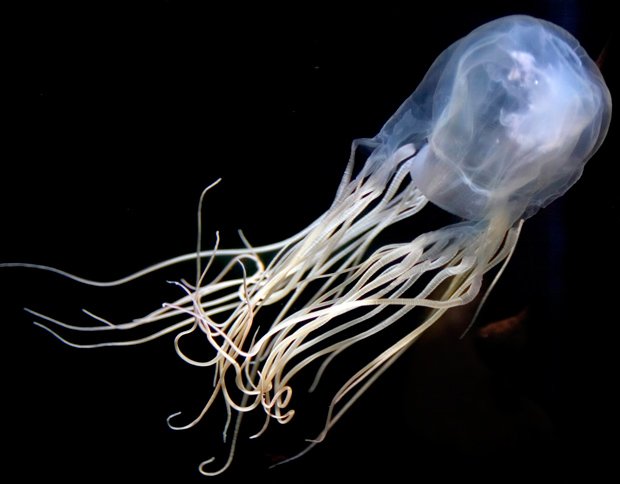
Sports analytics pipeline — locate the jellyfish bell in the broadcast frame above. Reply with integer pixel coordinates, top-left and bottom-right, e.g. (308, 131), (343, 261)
(2, 15), (611, 476)
(376, 15), (611, 223)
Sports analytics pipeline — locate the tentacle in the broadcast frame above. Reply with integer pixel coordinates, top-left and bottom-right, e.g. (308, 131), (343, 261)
(7, 150), (523, 477)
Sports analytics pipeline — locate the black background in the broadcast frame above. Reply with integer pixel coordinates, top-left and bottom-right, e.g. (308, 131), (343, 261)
(3, 1), (617, 481)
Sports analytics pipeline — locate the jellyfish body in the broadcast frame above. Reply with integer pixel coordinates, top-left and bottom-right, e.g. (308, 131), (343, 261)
(373, 15), (611, 223)
(5, 15), (611, 475)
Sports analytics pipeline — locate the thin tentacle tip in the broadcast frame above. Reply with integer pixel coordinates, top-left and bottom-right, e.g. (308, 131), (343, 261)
(166, 411), (183, 427)
(198, 457), (225, 477)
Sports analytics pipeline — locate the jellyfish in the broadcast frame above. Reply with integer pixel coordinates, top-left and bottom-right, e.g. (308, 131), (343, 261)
(3, 14), (611, 475)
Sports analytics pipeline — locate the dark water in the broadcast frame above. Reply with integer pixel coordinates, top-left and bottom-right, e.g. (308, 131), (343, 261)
(4, 1), (616, 481)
